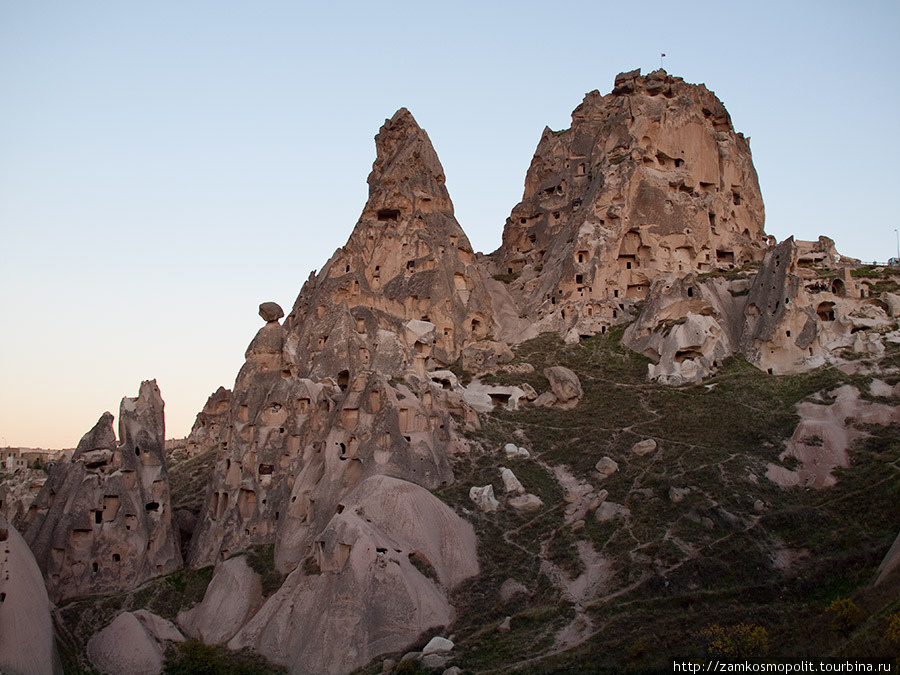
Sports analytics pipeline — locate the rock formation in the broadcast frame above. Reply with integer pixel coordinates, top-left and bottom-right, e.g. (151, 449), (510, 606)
(24, 68), (900, 675)
(86, 610), (184, 675)
(179, 109), (488, 672)
(23, 380), (181, 603)
(228, 475), (477, 675)
(624, 235), (891, 383)
(487, 68), (767, 344)
(184, 386), (231, 457)
(0, 515), (63, 675)
(282, 107), (494, 381)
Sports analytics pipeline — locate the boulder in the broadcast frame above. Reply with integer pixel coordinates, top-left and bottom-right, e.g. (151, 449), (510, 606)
(258, 302), (284, 322)
(422, 636), (454, 655)
(543, 366), (583, 408)
(499, 467), (526, 494)
(508, 494), (543, 512)
(86, 612), (163, 675)
(228, 476), (478, 675)
(594, 457), (619, 479)
(595, 501), (631, 522)
(178, 554), (262, 645)
(469, 485), (500, 512)
(533, 391), (557, 407)
(631, 439), (658, 456)
(669, 487), (690, 503)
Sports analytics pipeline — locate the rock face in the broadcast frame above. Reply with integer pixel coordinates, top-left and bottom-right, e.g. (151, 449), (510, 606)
(178, 555), (262, 645)
(86, 611), (180, 675)
(0, 516), (64, 675)
(23, 381), (181, 603)
(178, 108), (485, 671)
(228, 475), (478, 675)
(184, 386), (231, 457)
(282, 107), (493, 381)
(487, 68), (767, 343)
(624, 235), (888, 383)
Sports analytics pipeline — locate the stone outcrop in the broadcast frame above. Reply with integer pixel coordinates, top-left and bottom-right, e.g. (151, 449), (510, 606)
(228, 475), (477, 675)
(543, 366), (584, 408)
(184, 386), (231, 457)
(0, 468), (47, 527)
(0, 516), (63, 675)
(487, 68), (767, 343)
(23, 381), (181, 603)
(281, 108), (493, 381)
(86, 611), (183, 675)
(625, 235), (891, 383)
(178, 555), (262, 645)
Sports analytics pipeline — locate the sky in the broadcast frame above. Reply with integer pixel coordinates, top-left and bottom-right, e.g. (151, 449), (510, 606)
(1, 0), (899, 449)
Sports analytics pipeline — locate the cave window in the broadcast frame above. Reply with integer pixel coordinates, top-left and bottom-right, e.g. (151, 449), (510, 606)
(520, 218), (527, 224)
(345, 264), (350, 273)
(377, 209), (400, 221)
(94, 511), (102, 524)
(613, 310), (617, 318)
(687, 287), (694, 297)
(406, 260), (415, 269)
(817, 302), (836, 322)
(553, 211), (560, 220)
(614, 290), (619, 298)
(113, 553), (120, 562)
(92, 562), (98, 572)
(732, 192), (742, 206)
(337, 370), (350, 391)
(134, 447), (140, 456)
(786, 330), (791, 337)
(145, 502), (159, 512)
(831, 279), (846, 297)
(576, 274), (583, 284)
(626, 261), (632, 269)
(675, 158), (684, 168)
(471, 318), (481, 333)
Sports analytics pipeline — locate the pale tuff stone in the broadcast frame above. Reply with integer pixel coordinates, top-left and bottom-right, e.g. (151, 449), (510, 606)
(470, 485), (500, 512)
(631, 439), (658, 456)
(24, 380), (181, 603)
(0, 516), (63, 675)
(594, 457), (619, 479)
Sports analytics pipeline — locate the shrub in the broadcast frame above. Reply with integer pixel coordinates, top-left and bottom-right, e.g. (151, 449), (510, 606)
(826, 597), (861, 637)
(699, 623), (770, 659)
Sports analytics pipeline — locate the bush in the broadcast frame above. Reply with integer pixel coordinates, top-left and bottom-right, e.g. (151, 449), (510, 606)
(885, 612), (900, 645)
(826, 597), (861, 637)
(700, 623), (770, 659)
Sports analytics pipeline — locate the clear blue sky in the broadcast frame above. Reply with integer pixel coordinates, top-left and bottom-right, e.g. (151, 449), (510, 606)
(2, 0), (898, 448)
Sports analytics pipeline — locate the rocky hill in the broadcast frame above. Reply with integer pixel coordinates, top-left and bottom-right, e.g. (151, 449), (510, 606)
(3, 69), (899, 675)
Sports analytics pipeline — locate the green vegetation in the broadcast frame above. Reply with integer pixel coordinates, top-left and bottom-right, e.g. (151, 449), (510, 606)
(241, 544), (286, 598)
(163, 639), (287, 675)
(437, 329), (900, 672)
(56, 566), (214, 673)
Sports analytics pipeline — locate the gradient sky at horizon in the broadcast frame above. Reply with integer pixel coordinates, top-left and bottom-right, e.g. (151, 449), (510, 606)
(2, 0), (899, 448)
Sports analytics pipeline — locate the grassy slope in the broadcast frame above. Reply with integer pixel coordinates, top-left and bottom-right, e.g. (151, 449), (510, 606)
(434, 328), (900, 673)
